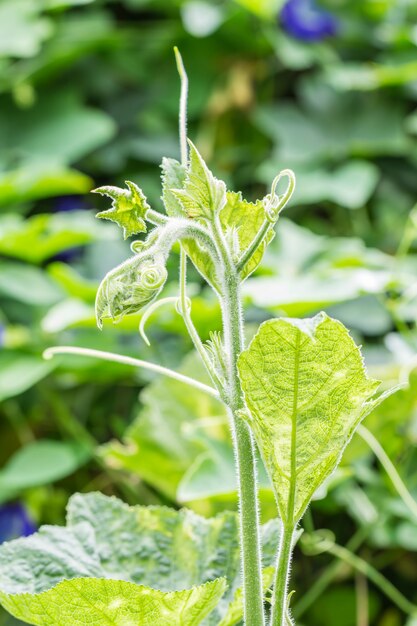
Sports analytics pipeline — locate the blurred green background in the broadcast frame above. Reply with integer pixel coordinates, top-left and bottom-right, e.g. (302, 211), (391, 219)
(2, 0), (417, 624)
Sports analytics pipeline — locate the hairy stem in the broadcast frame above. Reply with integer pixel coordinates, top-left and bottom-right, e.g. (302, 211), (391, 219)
(271, 524), (296, 626)
(179, 249), (220, 387)
(218, 234), (264, 625)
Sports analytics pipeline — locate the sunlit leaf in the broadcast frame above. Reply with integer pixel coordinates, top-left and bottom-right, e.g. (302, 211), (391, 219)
(94, 181), (149, 239)
(0, 492), (279, 625)
(238, 313), (384, 524)
(0, 577), (226, 626)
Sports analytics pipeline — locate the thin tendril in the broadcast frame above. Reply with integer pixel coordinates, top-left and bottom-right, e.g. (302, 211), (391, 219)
(358, 424), (417, 520)
(43, 346), (220, 399)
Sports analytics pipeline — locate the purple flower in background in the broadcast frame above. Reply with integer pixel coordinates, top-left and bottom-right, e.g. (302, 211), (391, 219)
(0, 324), (4, 347)
(0, 503), (36, 543)
(280, 0), (338, 42)
(53, 195), (85, 213)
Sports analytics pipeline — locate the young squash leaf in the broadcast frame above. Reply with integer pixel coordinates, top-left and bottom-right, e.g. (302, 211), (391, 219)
(93, 180), (150, 238)
(238, 313), (392, 526)
(0, 492), (279, 626)
(171, 141), (226, 220)
(161, 157), (274, 292)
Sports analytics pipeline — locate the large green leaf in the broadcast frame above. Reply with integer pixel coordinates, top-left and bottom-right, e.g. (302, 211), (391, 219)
(0, 492), (279, 626)
(238, 313), (384, 525)
(0, 578), (225, 626)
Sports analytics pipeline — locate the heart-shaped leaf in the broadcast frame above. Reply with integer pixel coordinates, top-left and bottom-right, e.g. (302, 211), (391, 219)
(238, 313), (388, 525)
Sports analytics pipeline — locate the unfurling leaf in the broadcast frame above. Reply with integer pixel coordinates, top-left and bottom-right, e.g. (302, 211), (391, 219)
(238, 313), (383, 525)
(95, 230), (167, 328)
(221, 191), (274, 280)
(93, 180), (150, 238)
(0, 492), (278, 626)
(171, 141), (226, 220)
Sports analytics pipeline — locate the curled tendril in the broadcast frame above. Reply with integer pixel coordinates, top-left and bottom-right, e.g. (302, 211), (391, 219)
(264, 169), (296, 223)
(95, 244), (168, 329)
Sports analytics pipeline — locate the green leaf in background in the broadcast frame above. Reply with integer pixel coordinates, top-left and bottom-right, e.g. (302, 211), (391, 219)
(284, 161), (380, 209)
(94, 181), (150, 238)
(238, 313), (383, 524)
(0, 166), (92, 206)
(0, 0), (52, 59)
(0, 578), (226, 626)
(0, 212), (115, 263)
(0, 352), (56, 402)
(0, 440), (91, 504)
(0, 492), (280, 625)
(101, 355), (226, 500)
(0, 263), (63, 306)
(242, 219), (394, 316)
(172, 141), (226, 220)
(0, 90), (115, 206)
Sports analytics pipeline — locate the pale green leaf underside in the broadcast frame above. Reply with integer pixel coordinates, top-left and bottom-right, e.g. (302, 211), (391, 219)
(94, 181), (149, 239)
(161, 157), (273, 292)
(0, 577), (226, 626)
(0, 492), (280, 626)
(238, 313), (381, 525)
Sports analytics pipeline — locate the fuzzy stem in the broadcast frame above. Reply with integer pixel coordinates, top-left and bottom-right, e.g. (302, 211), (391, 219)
(179, 249), (220, 388)
(271, 524), (296, 626)
(215, 219), (264, 625)
(174, 46), (188, 167)
(146, 208), (169, 226)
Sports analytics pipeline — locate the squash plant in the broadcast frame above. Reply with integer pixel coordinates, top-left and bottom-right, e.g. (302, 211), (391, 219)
(0, 51), (394, 626)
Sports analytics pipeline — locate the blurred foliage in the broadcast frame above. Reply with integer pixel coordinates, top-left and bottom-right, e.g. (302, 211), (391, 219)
(1, 0), (417, 624)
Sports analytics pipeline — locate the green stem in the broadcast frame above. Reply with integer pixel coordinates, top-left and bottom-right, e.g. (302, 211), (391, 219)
(179, 249), (220, 388)
(271, 524), (296, 626)
(218, 239), (264, 625)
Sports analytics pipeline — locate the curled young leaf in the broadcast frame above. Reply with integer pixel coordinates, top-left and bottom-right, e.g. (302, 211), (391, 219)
(238, 313), (384, 525)
(171, 141), (227, 220)
(95, 233), (168, 328)
(93, 180), (150, 239)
